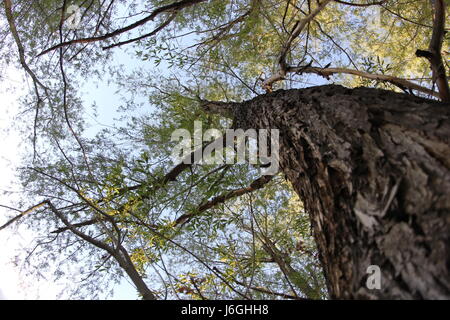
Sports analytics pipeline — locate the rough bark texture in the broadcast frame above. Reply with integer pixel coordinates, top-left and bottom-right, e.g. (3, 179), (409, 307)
(233, 85), (450, 299)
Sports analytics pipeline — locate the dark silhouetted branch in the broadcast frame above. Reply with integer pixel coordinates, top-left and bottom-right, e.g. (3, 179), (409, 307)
(415, 0), (449, 102)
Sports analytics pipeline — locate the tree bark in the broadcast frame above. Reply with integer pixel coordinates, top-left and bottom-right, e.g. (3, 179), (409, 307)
(232, 85), (450, 299)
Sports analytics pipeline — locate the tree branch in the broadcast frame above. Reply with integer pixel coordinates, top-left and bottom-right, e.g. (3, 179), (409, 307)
(44, 200), (157, 300)
(37, 0), (208, 56)
(333, 0), (386, 7)
(3, 0), (47, 89)
(0, 201), (47, 231)
(263, 0), (332, 90)
(212, 265), (308, 300)
(289, 65), (439, 97)
(174, 175), (274, 226)
(50, 217), (158, 234)
(415, 0), (449, 102)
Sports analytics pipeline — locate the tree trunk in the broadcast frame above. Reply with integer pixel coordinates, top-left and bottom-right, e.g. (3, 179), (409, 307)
(233, 85), (450, 299)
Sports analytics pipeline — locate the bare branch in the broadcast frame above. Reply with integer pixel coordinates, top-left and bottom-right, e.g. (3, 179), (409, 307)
(102, 13), (177, 50)
(415, 0), (449, 102)
(4, 0), (50, 160)
(37, 0), (208, 56)
(45, 200), (157, 300)
(3, 0), (47, 89)
(263, 0), (332, 90)
(0, 201), (47, 231)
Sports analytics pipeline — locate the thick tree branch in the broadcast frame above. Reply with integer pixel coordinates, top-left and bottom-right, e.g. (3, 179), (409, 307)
(415, 0), (449, 102)
(263, 0), (332, 90)
(50, 217), (101, 234)
(37, 0), (208, 56)
(289, 65), (440, 97)
(45, 200), (156, 300)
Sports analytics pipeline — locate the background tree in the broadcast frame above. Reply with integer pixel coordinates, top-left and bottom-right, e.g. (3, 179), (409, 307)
(0, 0), (449, 299)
